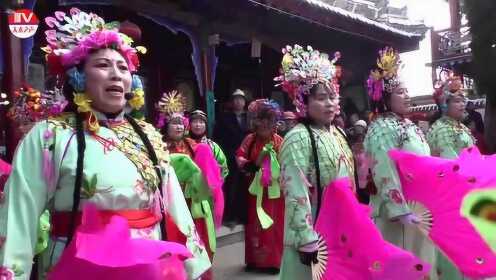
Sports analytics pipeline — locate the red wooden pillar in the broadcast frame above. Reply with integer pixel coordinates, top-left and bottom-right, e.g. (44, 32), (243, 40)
(1, 6), (26, 161)
(448, 0), (461, 31)
(429, 27), (440, 83)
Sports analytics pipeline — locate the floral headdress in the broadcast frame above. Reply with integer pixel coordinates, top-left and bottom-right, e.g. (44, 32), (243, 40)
(41, 8), (147, 132)
(367, 47), (403, 112)
(433, 70), (465, 113)
(42, 8), (146, 73)
(155, 90), (189, 129)
(7, 85), (68, 125)
(247, 99), (282, 126)
(274, 45), (341, 117)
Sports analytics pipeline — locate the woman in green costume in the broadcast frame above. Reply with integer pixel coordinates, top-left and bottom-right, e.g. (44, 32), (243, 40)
(189, 109), (229, 179)
(0, 8), (210, 280)
(428, 74), (476, 280)
(156, 93), (225, 280)
(276, 45), (355, 280)
(364, 47), (437, 279)
(428, 74), (475, 159)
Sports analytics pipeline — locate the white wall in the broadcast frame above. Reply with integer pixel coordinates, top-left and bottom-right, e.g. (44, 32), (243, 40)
(394, 0), (451, 97)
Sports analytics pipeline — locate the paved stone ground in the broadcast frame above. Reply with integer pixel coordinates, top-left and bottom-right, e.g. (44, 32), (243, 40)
(213, 242), (279, 280)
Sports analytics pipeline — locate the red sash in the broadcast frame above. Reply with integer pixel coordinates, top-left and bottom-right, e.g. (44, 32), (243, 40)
(51, 209), (161, 237)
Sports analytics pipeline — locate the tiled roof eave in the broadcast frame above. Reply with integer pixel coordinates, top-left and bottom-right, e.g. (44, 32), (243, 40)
(303, 0), (419, 37)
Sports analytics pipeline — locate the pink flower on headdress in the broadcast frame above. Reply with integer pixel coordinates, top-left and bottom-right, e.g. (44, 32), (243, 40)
(294, 95), (307, 118)
(156, 114), (167, 129)
(156, 113), (189, 130)
(49, 101), (68, 116)
(61, 30), (138, 72)
(281, 82), (298, 100)
(370, 46), (403, 96)
(155, 90), (189, 129)
(182, 117), (190, 129)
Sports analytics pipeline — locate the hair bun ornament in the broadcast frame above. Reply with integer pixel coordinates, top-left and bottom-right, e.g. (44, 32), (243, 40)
(377, 47), (401, 79)
(41, 7), (147, 75)
(248, 99), (281, 115)
(432, 70), (465, 109)
(274, 44), (340, 117)
(127, 75), (145, 119)
(376, 46), (403, 94)
(247, 99), (282, 129)
(366, 46), (404, 113)
(155, 90), (188, 129)
(446, 76), (463, 93)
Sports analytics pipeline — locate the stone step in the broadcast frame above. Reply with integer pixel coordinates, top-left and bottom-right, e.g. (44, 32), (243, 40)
(216, 225), (244, 248)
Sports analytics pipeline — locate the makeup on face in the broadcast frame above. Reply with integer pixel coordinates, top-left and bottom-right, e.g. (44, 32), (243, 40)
(389, 86), (411, 116)
(307, 84), (339, 126)
(83, 49), (132, 114)
(167, 118), (185, 141)
(447, 94), (466, 120)
(190, 118), (207, 136)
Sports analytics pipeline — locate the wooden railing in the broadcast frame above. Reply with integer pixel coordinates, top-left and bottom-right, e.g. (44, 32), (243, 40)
(410, 98), (485, 113)
(431, 25), (471, 60)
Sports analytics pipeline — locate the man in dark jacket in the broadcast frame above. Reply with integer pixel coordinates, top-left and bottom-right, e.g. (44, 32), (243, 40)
(214, 89), (249, 225)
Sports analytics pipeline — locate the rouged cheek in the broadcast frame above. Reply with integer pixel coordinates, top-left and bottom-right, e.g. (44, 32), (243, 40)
(123, 76), (132, 91)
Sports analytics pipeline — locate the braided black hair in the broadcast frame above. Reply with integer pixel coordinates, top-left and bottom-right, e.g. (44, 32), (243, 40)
(63, 49), (168, 243)
(66, 114), (169, 243)
(125, 114), (167, 240)
(66, 112), (86, 246)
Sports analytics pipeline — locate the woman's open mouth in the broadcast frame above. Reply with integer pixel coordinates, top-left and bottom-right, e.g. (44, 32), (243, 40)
(106, 85), (124, 97)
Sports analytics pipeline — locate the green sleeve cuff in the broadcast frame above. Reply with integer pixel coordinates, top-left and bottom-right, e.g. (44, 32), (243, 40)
(384, 200), (411, 219)
(296, 229), (319, 249)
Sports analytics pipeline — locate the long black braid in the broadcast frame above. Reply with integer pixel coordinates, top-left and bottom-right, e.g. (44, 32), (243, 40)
(124, 114), (167, 240)
(66, 112), (86, 246)
(65, 113), (168, 245)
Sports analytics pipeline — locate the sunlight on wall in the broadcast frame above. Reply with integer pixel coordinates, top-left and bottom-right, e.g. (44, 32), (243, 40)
(398, 0), (451, 97)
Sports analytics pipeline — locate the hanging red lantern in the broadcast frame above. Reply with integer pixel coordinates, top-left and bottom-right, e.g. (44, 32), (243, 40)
(119, 20), (142, 42)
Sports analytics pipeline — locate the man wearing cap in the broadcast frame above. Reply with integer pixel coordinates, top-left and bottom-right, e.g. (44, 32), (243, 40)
(350, 119), (370, 204)
(214, 89), (249, 225)
(353, 120), (367, 139)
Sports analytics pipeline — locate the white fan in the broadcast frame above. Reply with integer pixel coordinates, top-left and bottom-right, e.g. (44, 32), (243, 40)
(407, 200), (434, 236)
(311, 234), (329, 280)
